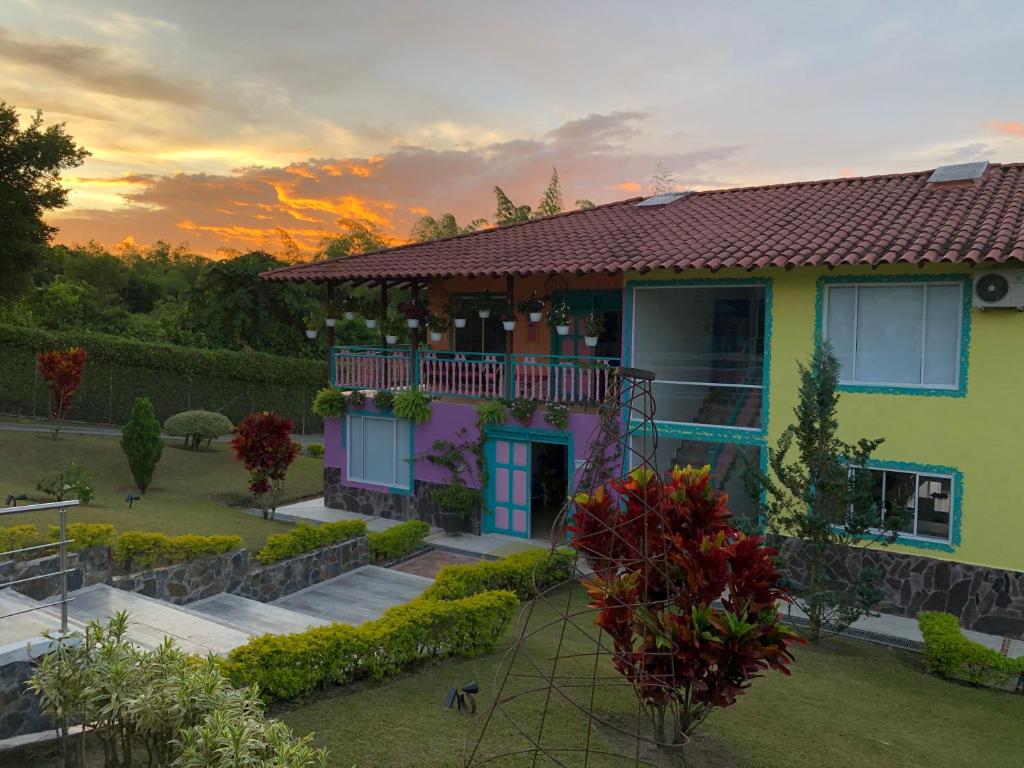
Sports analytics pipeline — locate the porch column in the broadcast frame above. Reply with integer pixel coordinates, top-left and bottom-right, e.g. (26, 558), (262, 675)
(325, 282), (335, 349)
(410, 281), (420, 389)
(505, 274), (514, 400)
(380, 281), (389, 389)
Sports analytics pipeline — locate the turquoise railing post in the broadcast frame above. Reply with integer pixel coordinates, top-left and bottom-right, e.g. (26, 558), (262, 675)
(411, 347), (419, 390)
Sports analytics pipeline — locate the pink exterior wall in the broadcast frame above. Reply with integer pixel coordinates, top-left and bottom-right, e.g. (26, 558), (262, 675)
(324, 400), (609, 492)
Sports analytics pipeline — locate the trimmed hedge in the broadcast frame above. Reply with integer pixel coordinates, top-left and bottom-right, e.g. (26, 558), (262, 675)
(919, 611), (1024, 688)
(222, 589), (518, 701)
(423, 547), (576, 601)
(255, 520), (367, 565)
(0, 324), (328, 432)
(113, 531), (243, 572)
(368, 520), (430, 562)
(0, 522), (116, 558)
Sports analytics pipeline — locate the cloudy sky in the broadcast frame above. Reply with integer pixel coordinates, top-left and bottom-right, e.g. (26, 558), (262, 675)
(4, 0), (1024, 256)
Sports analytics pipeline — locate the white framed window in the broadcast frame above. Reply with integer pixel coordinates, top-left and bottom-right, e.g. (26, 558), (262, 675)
(346, 414), (411, 489)
(852, 466), (954, 543)
(823, 282), (963, 389)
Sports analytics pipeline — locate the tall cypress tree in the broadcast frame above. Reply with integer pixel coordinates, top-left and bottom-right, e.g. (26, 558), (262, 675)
(121, 397), (164, 494)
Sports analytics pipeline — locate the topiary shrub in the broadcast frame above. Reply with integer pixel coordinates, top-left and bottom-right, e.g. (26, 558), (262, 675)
(0, 524), (45, 557)
(306, 443), (324, 458)
(49, 523), (116, 551)
(121, 396), (163, 493)
(368, 520), (431, 562)
(392, 389), (432, 424)
(919, 611), (1024, 688)
(256, 520), (367, 564)
(164, 410), (234, 451)
(423, 547), (575, 601)
(112, 531), (242, 572)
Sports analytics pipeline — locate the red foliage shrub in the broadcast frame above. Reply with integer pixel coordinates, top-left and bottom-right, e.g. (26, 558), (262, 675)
(36, 347), (88, 439)
(569, 464), (798, 746)
(231, 411), (300, 520)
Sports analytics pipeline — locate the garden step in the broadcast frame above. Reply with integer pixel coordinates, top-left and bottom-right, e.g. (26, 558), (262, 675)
(187, 592), (331, 636)
(271, 565), (433, 625)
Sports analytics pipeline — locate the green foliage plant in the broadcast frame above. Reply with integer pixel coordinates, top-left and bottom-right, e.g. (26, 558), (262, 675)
(163, 410), (234, 451)
(544, 401), (569, 430)
(547, 301), (570, 327)
(423, 547), (575, 601)
(113, 531), (243, 572)
(37, 462), (95, 504)
(430, 483), (482, 523)
(53, 523), (116, 551)
(508, 397), (539, 424)
(311, 387), (348, 418)
(475, 398), (507, 428)
(373, 389), (395, 410)
(392, 389), (432, 424)
(368, 519), (431, 562)
(0, 523), (116, 559)
(347, 389), (366, 408)
(255, 520), (367, 564)
(745, 343), (899, 641)
(919, 611), (1024, 688)
(120, 396), (164, 493)
(426, 313), (449, 333)
(306, 443), (324, 458)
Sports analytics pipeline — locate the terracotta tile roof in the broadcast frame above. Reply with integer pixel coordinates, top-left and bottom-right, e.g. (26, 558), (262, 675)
(262, 163), (1024, 283)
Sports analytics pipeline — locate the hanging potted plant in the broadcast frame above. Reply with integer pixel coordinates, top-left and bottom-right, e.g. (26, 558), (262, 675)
(304, 314), (320, 339)
(583, 312), (604, 347)
(450, 299), (468, 329)
(324, 299), (338, 328)
(382, 315), (404, 345)
(359, 298), (380, 329)
(517, 292), (546, 323)
(340, 293), (356, 321)
(548, 302), (571, 336)
(498, 302), (516, 332)
(426, 313), (448, 342)
(399, 298), (428, 329)
(476, 291), (496, 319)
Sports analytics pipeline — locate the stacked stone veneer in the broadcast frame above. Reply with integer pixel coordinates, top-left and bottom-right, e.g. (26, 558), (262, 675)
(0, 657), (48, 739)
(325, 468), (481, 535)
(0, 546), (112, 601)
(776, 538), (1024, 638)
(234, 535), (369, 602)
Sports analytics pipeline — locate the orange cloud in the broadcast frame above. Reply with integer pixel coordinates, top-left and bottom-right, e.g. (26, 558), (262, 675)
(285, 164), (319, 179)
(613, 181), (642, 192)
(72, 174), (155, 186)
(985, 120), (1024, 137)
(319, 160), (377, 178)
(269, 181), (392, 228)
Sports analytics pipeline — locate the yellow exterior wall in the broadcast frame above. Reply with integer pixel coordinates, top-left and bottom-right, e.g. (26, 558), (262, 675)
(628, 264), (1024, 572)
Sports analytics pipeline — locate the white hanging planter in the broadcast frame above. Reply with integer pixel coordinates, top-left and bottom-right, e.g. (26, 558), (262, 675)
(502, 320), (516, 331)
(453, 317), (467, 328)
(343, 311), (355, 321)
(556, 325), (570, 336)
(529, 311), (543, 323)
(305, 329), (319, 340)
(325, 317), (337, 328)
(385, 334), (399, 344)
(406, 318), (420, 329)
(477, 308), (492, 319)
(429, 331), (443, 342)
(365, 318), (377, 329)
(584, 335), (599, 347)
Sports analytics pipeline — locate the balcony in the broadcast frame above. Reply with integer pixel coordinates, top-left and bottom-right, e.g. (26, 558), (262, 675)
(331, 346), (617, 403)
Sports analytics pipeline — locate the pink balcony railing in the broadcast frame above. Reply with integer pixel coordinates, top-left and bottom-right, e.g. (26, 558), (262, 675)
(511, 354), (615, 403)
(332, 346), (412, 392)
(417, 351), (506, 399)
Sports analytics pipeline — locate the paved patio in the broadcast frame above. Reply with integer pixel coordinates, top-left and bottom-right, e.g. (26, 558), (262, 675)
(267, 497), (408, 532)
(393, 550), (480, 578)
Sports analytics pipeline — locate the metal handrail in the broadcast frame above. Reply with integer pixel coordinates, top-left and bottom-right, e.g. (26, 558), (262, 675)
(0, 499), (80, 634)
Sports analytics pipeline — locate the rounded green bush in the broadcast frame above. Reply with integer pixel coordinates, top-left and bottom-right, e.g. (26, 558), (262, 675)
(163, 410), (234, 450)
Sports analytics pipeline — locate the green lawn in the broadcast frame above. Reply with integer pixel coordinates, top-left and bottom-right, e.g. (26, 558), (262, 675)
(278, 586), (1024, 768)
(0, 430), (324, 550)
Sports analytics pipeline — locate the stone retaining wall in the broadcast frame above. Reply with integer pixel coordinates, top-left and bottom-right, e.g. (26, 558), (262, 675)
(0, 657), (48, 739)
(776, 538), (1024, 638)
(235, 535), (369, 602)
(111, 550), (249, 605)
(0, 546), (112, 601)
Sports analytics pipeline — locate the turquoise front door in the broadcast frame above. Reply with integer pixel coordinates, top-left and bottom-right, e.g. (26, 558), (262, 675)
(487, 438), (530, 537)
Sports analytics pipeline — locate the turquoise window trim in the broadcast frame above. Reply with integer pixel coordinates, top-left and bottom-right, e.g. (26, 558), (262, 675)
(814, 273), (972, 398)
(344, 409), (415, 496)
(623, 277), (773, 437)
(482, 424), (575, 538)
(847, 458), (963, 553)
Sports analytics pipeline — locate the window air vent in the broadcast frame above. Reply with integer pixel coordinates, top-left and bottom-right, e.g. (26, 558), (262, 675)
(927, 161), (988, 184)
(634, 191), (692, 207)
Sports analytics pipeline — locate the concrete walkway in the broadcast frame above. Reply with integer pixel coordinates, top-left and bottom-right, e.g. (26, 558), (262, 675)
(425, 530), (549, 559)
(267, 497), (408, 532)
(188, 593), (330, 636)
(273, 565), (433, 625)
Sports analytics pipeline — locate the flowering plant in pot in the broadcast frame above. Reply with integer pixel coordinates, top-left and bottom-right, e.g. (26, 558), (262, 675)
(339, 292), (357, 320)
(517, 292), (546, 323)
(426, 313), (448, 342)
(474, 291), (497, 319)
(498, 302), (516, 331)
(304, 314), (321, 339)
(358, 297), (380, 329)
(548, 302), (571, 335)
(449, 299), (469, 328)
(381, 315), (405, 344)
(398, 299), (428, 328)
(583, 312), (604, 347)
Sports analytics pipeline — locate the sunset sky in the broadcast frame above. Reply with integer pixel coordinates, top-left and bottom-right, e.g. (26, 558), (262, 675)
(4, 0), (1024, 257)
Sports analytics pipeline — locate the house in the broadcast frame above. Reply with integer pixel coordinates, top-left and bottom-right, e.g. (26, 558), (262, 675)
(263, 161), (1024, 637)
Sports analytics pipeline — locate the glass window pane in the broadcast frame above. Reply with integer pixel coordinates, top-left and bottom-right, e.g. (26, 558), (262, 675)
(362, 417), (397, 486)
(348, 415), (364, 480)
(923, 285), (960, 387)
(643, 437), (761, 525)
(394, 420), (411, 489)
(852, 467), (884, 528)
(915, 475), (952, 540)
(882, 470), (916, 534)
(825, 287), (856, 380)
(855, 286), (924, 384)
(651, 383), (762, 428)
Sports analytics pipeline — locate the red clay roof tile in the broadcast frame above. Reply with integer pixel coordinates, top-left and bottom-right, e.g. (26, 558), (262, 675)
(262, 163), (1024, 283)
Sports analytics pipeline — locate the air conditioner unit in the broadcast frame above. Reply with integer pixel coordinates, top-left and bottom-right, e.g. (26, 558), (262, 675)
(972, 270), (1024, 310)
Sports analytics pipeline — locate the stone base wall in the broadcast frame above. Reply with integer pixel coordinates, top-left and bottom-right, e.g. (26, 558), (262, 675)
(0, 657), (49, 739)
(0, 546), (112, 601)
(235, 535), (369, 602)
(776, 538), (1024, 638)
(112, 550), (249, 605)
(326, 468), (481, 534)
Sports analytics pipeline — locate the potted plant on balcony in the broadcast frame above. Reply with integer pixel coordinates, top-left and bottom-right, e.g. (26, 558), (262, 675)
(340, 292), (356, 320)
(583, 312), (604, 347)
(359, 298), (380, 329)
(548, 302), (571, 335)
(517, 292), (546, 323)
(399, 298), (428, 329)
(475, 291), (496, 319)
(431, 481), (481, 536)
(324, 299), (338, 328)
(450, 299), (469, 329)
(304, 314), (320, 339)
(498, 302), (516, 332)
(382, 315), (404, 345)
(426, 313), (448, 342)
